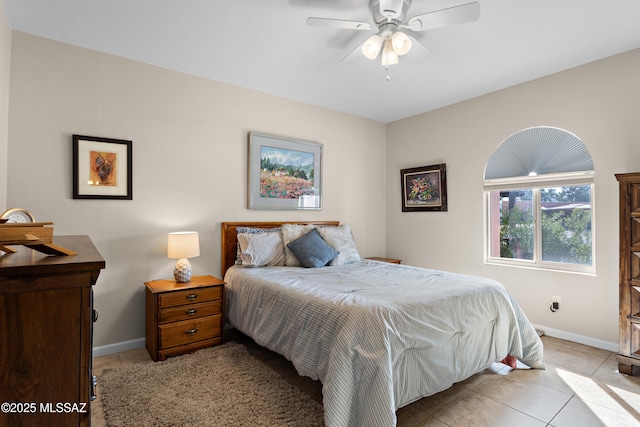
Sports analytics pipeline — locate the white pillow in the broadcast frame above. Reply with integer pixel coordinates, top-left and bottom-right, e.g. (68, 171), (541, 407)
(317, 224), (361, 266)
(281, 224), (316, 266)
(235, 227), (281, 265)
(237, 231), (285, 267)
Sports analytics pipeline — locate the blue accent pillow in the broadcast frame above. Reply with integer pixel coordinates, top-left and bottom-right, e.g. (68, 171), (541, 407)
(287, 228), (339, 268)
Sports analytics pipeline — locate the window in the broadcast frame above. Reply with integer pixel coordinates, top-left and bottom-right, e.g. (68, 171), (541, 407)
(484, 127), (594, 274)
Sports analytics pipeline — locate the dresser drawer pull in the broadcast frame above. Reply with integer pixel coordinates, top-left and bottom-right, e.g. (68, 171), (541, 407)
(185, 308), (198, 316)
(186, 293), (198, 301)
(185, 328), (199, 336)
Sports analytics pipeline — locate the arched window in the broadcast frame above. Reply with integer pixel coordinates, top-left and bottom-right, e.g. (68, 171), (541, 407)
(484, 127), (595, 274)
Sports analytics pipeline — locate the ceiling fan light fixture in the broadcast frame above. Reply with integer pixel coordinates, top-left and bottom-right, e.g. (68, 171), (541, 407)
(391, 31), (412, 55)
(307, 0), (482, 71)
(381, 39), (398, 66)
(362, 34), (383, 59)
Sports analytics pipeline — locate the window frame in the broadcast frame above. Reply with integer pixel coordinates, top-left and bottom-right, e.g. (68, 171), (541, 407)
(483, 171), (596, 275)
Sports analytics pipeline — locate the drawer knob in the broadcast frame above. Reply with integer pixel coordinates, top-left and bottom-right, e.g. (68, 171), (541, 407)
(185, 327), (199, 336)
(185, 308), (198, 316)
(186, 293), (198, 301)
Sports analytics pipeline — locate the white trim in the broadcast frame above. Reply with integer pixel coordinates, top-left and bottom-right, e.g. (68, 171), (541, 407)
(533, 324), (617, 353)
(485, 256), (596, 276)
(93, 323), (235, 357)
(483, 181), (595, 275)
(484, 170), (594, 190)
(93, 337), (145, 357)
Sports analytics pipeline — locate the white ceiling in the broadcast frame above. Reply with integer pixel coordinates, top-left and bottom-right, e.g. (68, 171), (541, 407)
(2, 0), (640, 123)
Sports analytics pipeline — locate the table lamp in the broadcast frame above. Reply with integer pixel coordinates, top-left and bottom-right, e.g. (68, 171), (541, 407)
(167, 231), (200, 283)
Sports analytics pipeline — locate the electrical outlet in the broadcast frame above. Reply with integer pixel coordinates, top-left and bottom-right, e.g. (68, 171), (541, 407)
(552, 295), (561, 310)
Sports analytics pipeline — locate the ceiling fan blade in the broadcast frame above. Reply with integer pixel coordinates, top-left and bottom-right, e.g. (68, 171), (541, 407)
(406, 34), (435, 60)
(407, 1), (480, 32)
(337, 32), (384, 63)
(339, 39), (368, 62)
(306, 17), (373, 30)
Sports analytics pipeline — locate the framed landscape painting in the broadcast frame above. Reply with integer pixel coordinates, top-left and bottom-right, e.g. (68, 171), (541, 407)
(401, 163), (447, 212)
(248, 132), (322, 210)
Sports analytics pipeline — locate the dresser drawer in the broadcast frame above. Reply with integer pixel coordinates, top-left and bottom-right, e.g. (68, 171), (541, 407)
(158, 300), (222, 323)
(158, 314), (222, 349)
(158, 286), (222, 309)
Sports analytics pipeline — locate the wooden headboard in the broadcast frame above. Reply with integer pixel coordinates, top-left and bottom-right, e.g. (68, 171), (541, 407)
(222, 221), (340, 277)
(221, 221), (340, 277)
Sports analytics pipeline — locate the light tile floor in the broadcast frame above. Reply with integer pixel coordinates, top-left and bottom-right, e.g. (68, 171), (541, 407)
(91, 333), (640, 426)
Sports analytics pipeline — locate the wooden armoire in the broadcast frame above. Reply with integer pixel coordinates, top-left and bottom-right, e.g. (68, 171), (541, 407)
(616, 172), (640, 375)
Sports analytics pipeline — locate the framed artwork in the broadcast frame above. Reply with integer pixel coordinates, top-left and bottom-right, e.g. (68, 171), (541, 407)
(72, 135), (132, 200)
(248, 132), (322, 210)
(401, 163), (447, 212)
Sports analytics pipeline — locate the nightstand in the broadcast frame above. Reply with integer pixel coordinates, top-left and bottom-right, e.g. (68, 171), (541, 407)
(145, 275), (224, 361)
(367, 257), (402, 264)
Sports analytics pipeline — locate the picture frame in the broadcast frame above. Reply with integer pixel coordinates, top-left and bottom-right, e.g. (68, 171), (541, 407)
(72, 135), (132, 200)
(248, 132), (322, 210)
(401, 163), (447, 212)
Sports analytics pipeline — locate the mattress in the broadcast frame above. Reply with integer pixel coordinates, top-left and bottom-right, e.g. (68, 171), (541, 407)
(225, 259), (544, 427)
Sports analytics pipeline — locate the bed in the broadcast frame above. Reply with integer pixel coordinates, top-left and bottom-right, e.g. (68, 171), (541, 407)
(221, 221), (544, 427)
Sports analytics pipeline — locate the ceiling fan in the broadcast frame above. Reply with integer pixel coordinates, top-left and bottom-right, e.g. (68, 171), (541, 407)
(307, 0), (480, 67)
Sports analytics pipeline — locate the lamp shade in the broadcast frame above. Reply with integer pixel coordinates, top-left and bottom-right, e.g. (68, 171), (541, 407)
(167, 232), (200, 259)
(391, 31), (412, 56)
(381, 39), (398, 66)
(361, 34), (383, 59)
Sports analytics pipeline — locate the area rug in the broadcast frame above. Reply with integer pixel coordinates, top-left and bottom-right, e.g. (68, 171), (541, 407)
(100, 342), (325, 426)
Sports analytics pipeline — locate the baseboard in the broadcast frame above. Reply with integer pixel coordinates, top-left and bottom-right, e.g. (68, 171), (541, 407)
(92, 325), (235, 357)
(93, 338), (145, 357)
(533, 324), (618, 353)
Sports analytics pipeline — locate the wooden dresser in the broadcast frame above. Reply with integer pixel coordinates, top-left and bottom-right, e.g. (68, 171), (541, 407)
(0, 235), (105, 426)
(145, 275), (224, 361)
(616, 172), (640, 375)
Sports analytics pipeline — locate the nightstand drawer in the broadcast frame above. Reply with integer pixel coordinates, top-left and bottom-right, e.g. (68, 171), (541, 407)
(146, 275), (225, 361)
(158, 314), (222, 349)
(158, 286), (222, 308)
(158, 300), (222, 323)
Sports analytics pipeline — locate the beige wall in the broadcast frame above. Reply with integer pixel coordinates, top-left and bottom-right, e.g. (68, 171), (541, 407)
(0, 3), (10, 208)
(6, 32), (387, 350)
(387, 48), (640, 349)
(5, 28), (640, 353)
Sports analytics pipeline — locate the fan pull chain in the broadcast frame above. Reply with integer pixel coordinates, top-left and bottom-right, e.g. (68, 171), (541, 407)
(385, 65), (391, 81)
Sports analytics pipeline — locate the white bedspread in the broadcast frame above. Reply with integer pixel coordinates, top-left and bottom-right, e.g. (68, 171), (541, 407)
(225, 260), (544, 427)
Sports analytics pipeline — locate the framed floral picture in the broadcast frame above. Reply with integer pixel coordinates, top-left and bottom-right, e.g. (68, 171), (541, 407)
(248, 132), (322, 210)
(401, 163), (447, 212)
(72, 135), (132, 200)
